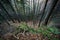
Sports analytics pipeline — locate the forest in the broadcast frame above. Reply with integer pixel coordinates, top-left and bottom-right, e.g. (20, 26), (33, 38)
(0, 0), (60, 40)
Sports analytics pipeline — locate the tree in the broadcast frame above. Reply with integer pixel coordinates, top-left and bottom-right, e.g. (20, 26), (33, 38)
(38, 0), (48, 27)
(40, 0), (59, 26)
(0, 1), (15, 23)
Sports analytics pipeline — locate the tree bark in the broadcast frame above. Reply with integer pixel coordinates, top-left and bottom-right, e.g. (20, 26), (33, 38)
(41, 0), (59, 26)
(38, 0), (48, 27)
(0, 1), (15, 23)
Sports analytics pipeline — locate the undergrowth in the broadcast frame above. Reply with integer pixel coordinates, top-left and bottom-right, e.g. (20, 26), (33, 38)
(14, 22), (60, 40)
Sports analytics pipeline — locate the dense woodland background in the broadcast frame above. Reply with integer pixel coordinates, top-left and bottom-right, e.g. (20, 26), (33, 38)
(0, 0), (60, 40)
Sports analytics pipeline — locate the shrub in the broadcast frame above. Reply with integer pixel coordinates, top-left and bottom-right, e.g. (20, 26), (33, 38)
(14, 22), (60, 40)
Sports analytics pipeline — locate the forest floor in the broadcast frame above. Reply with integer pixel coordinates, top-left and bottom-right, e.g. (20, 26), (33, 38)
(0, 21), (60, 40)
(0, 33), (60, 40)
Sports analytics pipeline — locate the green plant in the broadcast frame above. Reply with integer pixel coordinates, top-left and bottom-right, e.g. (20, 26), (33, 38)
(14, 22), (60, 40)
(37, 26), (60, 40)
(47, 26), (60, 34)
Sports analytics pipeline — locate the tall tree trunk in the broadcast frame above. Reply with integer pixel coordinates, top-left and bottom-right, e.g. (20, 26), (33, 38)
(38, 0), (48, 27)
(41, 0), (59, 26)
(33, 0), (36, 26)
(0, 1), (15, 23)
(10, 0), (21, 22)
